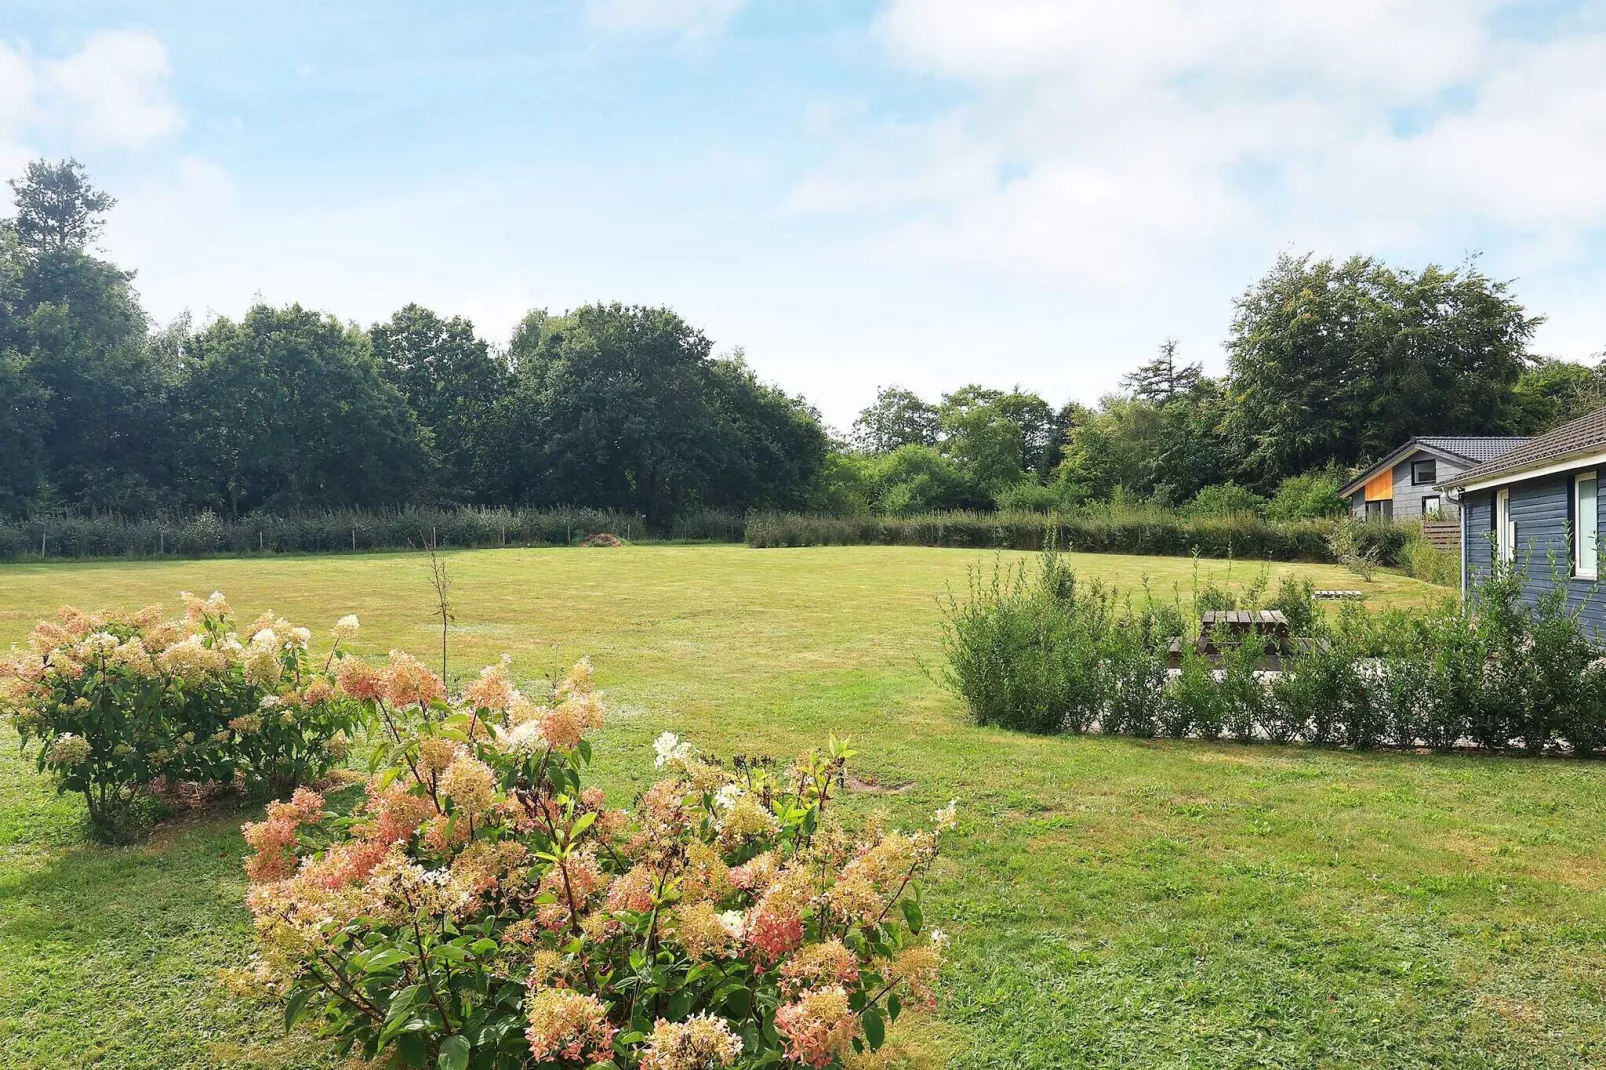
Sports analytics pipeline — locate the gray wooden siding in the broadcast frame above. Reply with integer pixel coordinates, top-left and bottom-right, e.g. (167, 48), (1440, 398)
(1390, 450), (1464, 521)
(1349, 449), (1469, 520)
(1462, 472), (1606, 638)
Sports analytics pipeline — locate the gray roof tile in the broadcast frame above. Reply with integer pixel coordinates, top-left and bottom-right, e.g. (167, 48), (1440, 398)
(1442, 407), (1606, 487)
(1416, 436), (1533, 463)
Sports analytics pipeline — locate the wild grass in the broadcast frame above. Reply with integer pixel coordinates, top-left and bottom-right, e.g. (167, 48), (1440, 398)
(3, 547), (1604, 1069)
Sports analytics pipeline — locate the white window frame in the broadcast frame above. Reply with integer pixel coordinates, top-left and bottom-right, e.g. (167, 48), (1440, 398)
(1576, 471), (1598, 580)
(1496, 488), (1513, 565)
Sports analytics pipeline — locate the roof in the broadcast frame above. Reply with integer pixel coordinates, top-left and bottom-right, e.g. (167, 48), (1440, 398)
(1415, 436), (1535, 463)
(1338, 436), (1532, 497)
(1440, 406), (1606, 489)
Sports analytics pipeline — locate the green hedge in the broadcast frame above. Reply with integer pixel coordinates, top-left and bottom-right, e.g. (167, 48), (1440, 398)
(0, 506), (746, 561)
(746, 509), (1409, 564)
(943, 553), (1606, 754)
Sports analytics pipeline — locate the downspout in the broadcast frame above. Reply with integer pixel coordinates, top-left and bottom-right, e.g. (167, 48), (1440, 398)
(1445, 486), (1467, 600)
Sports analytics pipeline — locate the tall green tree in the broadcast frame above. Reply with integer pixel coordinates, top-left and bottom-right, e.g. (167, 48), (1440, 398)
(1511, 357), (1606, 434)
(1223, 253), (1538, 487)
(8, 159), (117, 252)
(1120, 339), (1201, 404)
(370, 304), (509, 502)
(175, 305), (434, 514)
(705, 350), (829, 512)
(1, 159), (172, 512)
(507, 303), (825, 521)
(851, 386), (940, 453)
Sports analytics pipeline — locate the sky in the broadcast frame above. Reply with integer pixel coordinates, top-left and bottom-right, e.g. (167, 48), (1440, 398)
(4, 0), (1606, 431)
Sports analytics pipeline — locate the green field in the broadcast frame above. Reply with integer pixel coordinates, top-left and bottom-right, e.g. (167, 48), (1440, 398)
(3, 546), (1604, 1069)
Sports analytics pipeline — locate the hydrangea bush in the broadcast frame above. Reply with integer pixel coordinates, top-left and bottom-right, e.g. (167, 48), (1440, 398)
(0, 591), (367, 834)
(234, 655), (953, 1070)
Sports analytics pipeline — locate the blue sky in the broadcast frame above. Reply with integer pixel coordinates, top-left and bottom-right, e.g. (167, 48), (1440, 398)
(5, 1), (1606, 429)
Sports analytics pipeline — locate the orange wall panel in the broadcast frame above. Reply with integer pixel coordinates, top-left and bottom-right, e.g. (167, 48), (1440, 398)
(1364, 471), (1394, 501)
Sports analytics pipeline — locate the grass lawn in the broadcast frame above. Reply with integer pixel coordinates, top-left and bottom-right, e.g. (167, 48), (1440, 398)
(3, 546), (1604, 1069)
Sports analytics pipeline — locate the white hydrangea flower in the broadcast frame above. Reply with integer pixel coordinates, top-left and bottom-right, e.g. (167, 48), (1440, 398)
(653, 731), (692, 769)
(494, 719), (547, 755)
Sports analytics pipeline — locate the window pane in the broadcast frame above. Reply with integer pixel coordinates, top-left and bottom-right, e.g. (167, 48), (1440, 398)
(1581, 476), (1597, 572)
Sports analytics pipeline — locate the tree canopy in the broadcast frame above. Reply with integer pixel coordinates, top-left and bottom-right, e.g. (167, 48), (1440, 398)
(1222, 253), (1539, 487)
(4, 157), (1600, 528)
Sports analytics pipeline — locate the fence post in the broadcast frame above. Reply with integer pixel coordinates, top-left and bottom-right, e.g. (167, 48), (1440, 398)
(41, 531), (46, 558)
(352, 527), (357, 552)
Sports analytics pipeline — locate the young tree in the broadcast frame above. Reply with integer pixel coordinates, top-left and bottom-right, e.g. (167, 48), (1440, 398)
(8, 159), (117, 252)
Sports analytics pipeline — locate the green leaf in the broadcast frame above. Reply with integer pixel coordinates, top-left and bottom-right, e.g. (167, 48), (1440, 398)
(901, 898), (923, 935)
(438, 1034), (470, 1070)
(283, 986), (313, 1033)
(396, 1031), (427, 1067)
(862, 1007), (885, 1050)
(363, 948), (411, 972)
(721, 985), (752, 1018)
(887, 992), (902, 1022)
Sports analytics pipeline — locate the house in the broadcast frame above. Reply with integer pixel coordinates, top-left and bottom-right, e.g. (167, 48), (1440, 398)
(1339, 437), (1531, 522)
(1438, 407), (1606, 625)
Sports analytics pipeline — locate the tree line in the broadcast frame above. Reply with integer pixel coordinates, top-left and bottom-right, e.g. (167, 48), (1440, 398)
(1, 161), (827, 524)
(3, 158), (1602, 525)
(835, 258), (1605, 519)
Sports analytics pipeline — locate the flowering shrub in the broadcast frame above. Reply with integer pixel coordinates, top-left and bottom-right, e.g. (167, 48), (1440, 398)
(0, 592), (367, 835)
(234, 656), (953, 1069)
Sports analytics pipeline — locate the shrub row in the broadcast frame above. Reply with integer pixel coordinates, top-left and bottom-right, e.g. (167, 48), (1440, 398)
(748, 508), (1410, 564)
(2, 594), (368, 837)
(0, 506), (747, 561)
(943, 552), (1606, 754)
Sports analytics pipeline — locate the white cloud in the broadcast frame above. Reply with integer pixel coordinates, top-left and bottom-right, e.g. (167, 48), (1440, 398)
(585, 0), (748, 36)
(42, 30), (180, 148)
(0, 29), (180, 182)
(791, 1), (1606, 299)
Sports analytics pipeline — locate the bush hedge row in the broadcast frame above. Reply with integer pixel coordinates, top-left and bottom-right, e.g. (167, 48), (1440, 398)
(747, 509), (1410, 564)
(943, 552), (1606, 755)
(0, 506), (747, 561)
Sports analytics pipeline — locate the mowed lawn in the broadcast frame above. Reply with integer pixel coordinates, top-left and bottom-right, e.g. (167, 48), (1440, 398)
(3, 545), (1604, 1069)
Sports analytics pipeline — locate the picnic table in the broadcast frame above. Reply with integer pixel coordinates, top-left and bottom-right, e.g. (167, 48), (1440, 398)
(1166, 609), (1329, 669)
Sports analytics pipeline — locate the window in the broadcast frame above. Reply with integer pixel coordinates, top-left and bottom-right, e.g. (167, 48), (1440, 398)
(1411, 459), (1437, 485)
(1577, 472), (1598, 579)
(1366, 499), (1392, 521)
(1422, 495), (1442, 517)
(1496, 488), (1513, 565)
